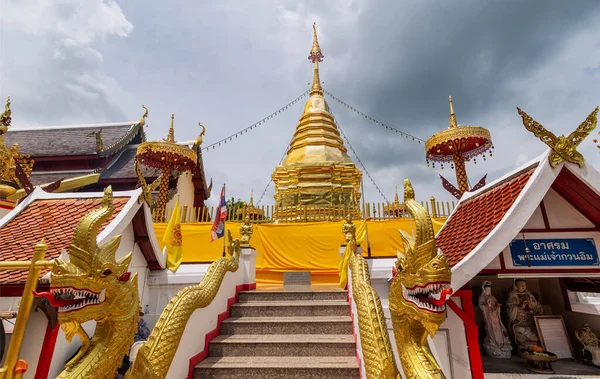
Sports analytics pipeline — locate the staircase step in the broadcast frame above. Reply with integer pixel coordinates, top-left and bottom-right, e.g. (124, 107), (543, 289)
(194, 356), (360, 379)
(238, 290), (348, 302)
(220, 316), (353, 335)
(230, 300), (350, 317)
(208, 334), (356, 357)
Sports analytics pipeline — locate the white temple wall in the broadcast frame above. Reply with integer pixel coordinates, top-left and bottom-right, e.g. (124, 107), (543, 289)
(442, 297), (471, 379)
(167, 171), (195, 211)
(543, 189), (595, 228)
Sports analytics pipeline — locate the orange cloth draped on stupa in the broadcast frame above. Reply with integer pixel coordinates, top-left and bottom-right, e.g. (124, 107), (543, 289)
(153, 218), (446, 285)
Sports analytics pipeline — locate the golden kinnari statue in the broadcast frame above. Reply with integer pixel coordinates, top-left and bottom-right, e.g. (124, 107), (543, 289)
(239, 216), (253, 247)
(272, 23), (362, 221)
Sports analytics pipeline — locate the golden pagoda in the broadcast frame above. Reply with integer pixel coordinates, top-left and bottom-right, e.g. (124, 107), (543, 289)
(272, 23), (362, 221)
(383, 186), (406, 217)
(237, 190), (265, 220)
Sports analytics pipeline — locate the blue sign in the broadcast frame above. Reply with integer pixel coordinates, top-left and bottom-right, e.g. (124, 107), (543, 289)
(509, 238), (600, 267)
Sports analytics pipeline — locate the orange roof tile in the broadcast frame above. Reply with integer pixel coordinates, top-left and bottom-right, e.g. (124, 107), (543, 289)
(0, 197), (129, 285)
(436, 167), (536, 267)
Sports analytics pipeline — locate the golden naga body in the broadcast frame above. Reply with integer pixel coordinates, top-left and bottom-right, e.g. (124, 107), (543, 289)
(388, 179), (453, 379)
(126, 231), (240, 379)
(35, 187), (139, 379)
(347, 239), (399, 378)
(35, 187), (241, 379)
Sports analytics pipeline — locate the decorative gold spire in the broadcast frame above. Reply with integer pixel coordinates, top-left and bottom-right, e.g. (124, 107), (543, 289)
(308, 22), (324, 96)
(271, 22), (362, 221)
(249, 189), (254, 207)
(166, 113), (175, 143)
(393, 185), (399, 204)
(448, 96), (458, 129)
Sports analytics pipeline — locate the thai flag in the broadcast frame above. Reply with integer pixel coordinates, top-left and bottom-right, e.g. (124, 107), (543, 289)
(210, 185), (227, 242)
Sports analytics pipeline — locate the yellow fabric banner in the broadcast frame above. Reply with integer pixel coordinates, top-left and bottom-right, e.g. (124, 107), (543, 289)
(162, 199), (183, 273)
(153, 218), (446, 285)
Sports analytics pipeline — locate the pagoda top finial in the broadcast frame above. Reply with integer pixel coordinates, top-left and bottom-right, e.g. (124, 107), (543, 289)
(448, 96), (458, 129)
(166, 113), (175, 143)
(249, 189), (254, 207)
(394, 185), (399, 204)
(308, 22), (324, 96)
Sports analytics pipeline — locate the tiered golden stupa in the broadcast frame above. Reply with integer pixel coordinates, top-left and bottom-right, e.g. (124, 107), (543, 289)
(272, 23), (362, 221)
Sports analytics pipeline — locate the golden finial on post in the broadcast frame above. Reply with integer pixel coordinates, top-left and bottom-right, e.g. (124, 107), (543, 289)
(448, 96), (458, 129)
(166, 113), (176, 143)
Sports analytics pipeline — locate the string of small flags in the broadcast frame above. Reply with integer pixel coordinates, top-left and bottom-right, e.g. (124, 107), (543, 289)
(324, 89), (427, 144)
(201, 90), (309, 152)
(256, 142), (291, 206)
(333, 117), (390, 203)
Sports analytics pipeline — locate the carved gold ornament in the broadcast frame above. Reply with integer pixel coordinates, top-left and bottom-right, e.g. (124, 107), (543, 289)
(389, 179), (453, 379)
(517, 106), (599, 168)
(34, 187), (140, 379)
(125, 231), (240, 379)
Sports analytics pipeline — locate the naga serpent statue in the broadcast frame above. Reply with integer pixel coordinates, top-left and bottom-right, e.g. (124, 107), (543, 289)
(389, 179), (453, 379)
(347, 239), (399, 378)
(35, 186), (241, 379)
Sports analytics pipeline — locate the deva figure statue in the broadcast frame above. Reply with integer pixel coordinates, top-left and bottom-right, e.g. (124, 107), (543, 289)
(506, 278), (543, 350)
(478, 281), (512, 359)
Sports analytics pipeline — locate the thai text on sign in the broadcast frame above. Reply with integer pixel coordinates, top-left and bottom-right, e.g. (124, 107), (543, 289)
(509, 238), (600, 267)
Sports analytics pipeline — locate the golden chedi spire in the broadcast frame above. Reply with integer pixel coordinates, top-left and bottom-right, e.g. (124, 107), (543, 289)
(272, 23), (362, 221)
(448, 96), (458, 129)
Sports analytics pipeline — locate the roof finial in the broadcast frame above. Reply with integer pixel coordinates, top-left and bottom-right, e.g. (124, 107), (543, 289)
(394, 185), (399, 203)
(166, 113), (175, 142)
(139, 105), (149, 128)
(448, 96), (458, 129)
(308, 22), (324, 96)
(249, 189), (254, 206)
(0, 96), (12, 134)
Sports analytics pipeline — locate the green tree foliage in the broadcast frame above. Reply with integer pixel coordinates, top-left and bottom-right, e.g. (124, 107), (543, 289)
(225, 197), (245, 218)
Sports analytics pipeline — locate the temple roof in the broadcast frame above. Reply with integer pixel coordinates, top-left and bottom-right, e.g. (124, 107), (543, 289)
(101, 145), (162, 180)
(436, 165), (536, 267)
(0, 188), (164, 286)
(3, 121), (144, 157)
(438, 148), (600, 290)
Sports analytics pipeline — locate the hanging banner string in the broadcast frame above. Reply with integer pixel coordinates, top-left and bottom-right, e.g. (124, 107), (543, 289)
(201, 90), (309, 152)
(256, 140), (292, 206)
(333, 116), (390, 203)
(324, 89), (426, 144)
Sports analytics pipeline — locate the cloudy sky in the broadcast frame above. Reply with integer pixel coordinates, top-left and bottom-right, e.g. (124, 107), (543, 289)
(1, 0), (599, 208)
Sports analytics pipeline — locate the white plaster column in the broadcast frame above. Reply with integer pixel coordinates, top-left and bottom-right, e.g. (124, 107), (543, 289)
(240, 247), (257, 285)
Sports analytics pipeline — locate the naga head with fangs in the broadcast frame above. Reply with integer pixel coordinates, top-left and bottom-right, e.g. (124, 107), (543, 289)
(34, 187), (139, 377)
(389, 179), (452, 378)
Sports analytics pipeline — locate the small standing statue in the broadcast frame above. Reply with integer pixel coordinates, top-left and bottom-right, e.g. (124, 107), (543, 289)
(239, 216), (253, 247)
(479, 281), (512, 358)
(507, 278), (543, 349)
(575, 323), (600, 367)
(342, 214), (356, 244)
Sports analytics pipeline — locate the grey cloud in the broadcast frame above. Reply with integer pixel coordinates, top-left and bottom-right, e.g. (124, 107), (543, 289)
(2, 0), (599, 207)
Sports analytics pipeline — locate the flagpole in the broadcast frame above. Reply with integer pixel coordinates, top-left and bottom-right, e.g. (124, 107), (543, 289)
(222, 183), (227, 257)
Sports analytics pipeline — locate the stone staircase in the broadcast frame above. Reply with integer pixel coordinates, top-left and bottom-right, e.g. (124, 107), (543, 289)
(194, 289), (360, 379)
